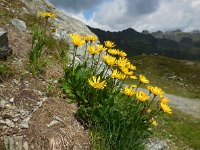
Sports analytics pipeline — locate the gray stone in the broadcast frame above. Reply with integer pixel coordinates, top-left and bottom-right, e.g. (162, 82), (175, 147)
(0, 119), (6, 125)
(23, 141), (29, 150)
(10, 18), (27, 32)
(5, 119), (15, 128)
(146, 138), (168, 150)
(4, 136), (24, 150)
(0, 99), (7, 109)
(0, 28), (8, 47)
(0, 28), (12, 59)
(47, 120), (60, 127)
(20, 116), (31, 129)
(9, 98), (14, 103)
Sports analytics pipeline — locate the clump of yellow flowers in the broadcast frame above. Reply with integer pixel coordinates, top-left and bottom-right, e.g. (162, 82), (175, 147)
(68, 33), (172, 127)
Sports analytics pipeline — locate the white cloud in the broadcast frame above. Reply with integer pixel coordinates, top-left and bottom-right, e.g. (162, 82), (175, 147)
(48, 0), (200, 32)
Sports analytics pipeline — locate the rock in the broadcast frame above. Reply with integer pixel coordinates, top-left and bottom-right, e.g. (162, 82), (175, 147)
(5, 119), (15, 128)
(9, 98), (14, 103)
(4, 136), (25, 150)
(0, 28), (12, 59)
(167, 76), (176, 80)
(0, 28), (8, 47)
(146, 138), (168, 150)
(10, 18), (27, 32)
(0, 99), (7, 110)
(23, 141), (29, 150)
(13, 79), (20, 85)
(47, 120), (60, 127)
(0, 119), (6, 125)
(20, 116), (31, 129)
(2, 109), (19, 119)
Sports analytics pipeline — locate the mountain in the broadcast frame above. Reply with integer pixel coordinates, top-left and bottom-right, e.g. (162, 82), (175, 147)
(88, 26), (200, 60)
(144, 29), (200, 43)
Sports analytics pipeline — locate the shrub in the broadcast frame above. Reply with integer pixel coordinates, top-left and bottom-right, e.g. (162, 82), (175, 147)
(61, 34), (172, 149)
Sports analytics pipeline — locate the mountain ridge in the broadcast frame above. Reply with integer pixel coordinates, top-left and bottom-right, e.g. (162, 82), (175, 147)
(88, 26), (200, 60)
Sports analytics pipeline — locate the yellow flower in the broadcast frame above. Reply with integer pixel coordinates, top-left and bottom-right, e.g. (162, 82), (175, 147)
(102, 55), (116, 66)
(129, 75), (137, 80)
(117, 57), (129, 67)
(111, 69), (126, 80)
(139, 74), (149, 84)
(117, 50), (127, 57)
(40, 12), (56, 18)
(120, 67), (133, 76)
(108, 49), (119, 55)
(85, 35), (98, 42)
(136, 91), (150, 102)
(108, 49), (127, 57)
(88, 45), (97, 55)
(88, 76), (107, 89)
(160, 97), (169, 104)
(123, 86), (136, 96)
(149, 86), (164, 97)
(69, 33), (85, 47)
(149, 118), (158, 126)
(160, 102), (172, 114)
(104, 41), (115, 48)
(125, 62), (136, 70)
(96, 44), (107, 53)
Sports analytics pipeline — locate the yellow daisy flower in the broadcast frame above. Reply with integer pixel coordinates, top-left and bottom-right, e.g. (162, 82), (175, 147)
(88, 76), (107, 89)
(123, 86), (136, 97)
(69, 33), (85, 47)
(111, 69), (126, 80)
(40, 12), (56, 18)
(139, 74), (149, 84)
(160, 102), (172, 114)
(136, 91), (150, 102)
(102, 55), (116, 66)
(104, 41), (115, 48)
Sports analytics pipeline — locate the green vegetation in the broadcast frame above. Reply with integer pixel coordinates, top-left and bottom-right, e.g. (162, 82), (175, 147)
(154, 109), (200, 150)
(60, 35), (172, 149)
(130, 55), (200, 99)
(29, 26), (47, 75)
(0, 62), (13, 82)
(28, 13), (68, 76)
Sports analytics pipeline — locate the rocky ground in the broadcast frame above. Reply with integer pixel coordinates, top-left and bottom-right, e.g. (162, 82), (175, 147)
(0, 21), (90, 149)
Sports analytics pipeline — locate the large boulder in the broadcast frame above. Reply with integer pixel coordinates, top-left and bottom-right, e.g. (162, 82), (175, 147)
(0, 28), (12, 59)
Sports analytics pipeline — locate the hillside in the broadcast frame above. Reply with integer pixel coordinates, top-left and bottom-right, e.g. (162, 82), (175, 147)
(88, 26), (200, 60)
(129, 55), (200, 99)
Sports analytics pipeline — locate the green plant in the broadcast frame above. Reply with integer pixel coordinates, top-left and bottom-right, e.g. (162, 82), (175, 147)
(29, 25), (47, 75)
(0, 62), (13, 82)
(61, 34), (172, 149)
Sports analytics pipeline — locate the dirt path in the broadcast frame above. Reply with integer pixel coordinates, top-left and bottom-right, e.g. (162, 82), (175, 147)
(138, 88), (200, 118)
(165, 93), (200, 119)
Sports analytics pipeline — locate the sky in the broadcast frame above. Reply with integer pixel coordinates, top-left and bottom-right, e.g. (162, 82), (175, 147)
(47, 0), (200, 32)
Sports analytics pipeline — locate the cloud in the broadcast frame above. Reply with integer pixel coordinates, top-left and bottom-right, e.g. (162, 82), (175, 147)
(48, 0), (200, 32)
(47, 0), (106, 13)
